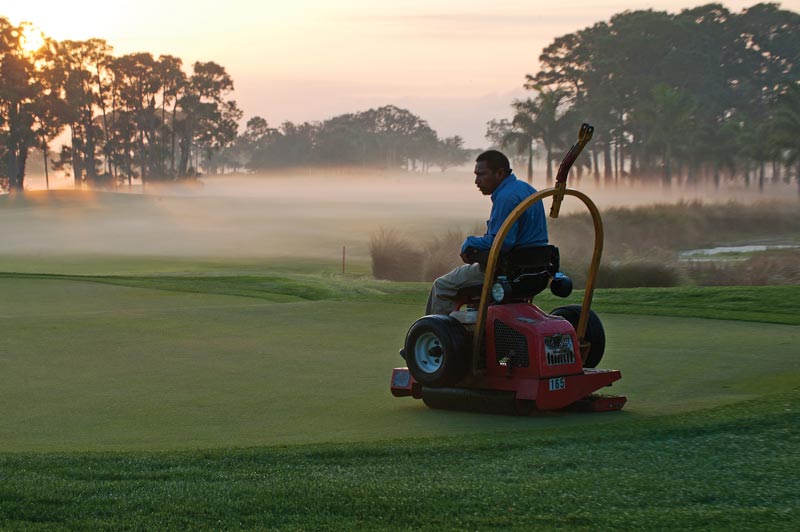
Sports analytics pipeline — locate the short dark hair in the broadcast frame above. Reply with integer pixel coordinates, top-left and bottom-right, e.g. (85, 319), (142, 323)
(476, 150), (511, 174)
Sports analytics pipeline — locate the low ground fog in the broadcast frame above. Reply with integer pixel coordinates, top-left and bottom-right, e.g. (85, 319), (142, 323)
(3, 169), (798, 264)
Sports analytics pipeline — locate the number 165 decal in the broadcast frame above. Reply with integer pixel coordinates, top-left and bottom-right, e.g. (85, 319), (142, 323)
(549, 377), (566, 391)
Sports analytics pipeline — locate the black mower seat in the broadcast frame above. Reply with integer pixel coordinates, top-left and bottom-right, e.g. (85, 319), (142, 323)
(454, 245), (560, 302)
(504, 245), (560, 299)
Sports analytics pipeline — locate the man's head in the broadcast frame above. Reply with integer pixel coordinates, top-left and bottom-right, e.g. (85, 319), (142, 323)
(474, 150), (512, 195)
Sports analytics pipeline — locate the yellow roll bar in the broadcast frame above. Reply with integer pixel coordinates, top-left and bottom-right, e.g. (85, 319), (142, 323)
(470, 124), (602, 374)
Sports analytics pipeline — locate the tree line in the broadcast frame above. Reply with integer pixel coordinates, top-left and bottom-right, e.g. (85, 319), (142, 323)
(7, 3), (799, 193)
(0, 17), (468, 192)
(489, 2), (800, 192)
(0, 18), (243, 191)
(210, 106), (469, 174)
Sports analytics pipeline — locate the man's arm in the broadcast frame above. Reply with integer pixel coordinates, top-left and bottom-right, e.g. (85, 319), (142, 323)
(460, 195), (521, 254)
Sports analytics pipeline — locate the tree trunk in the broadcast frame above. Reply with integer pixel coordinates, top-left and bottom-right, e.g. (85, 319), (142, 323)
(162, 87), (167, 174)
(603, 144), (612, 183)
(662, 146), (671, 186)
(592, 148), (600, 183)
(758, 161), (765, 191)
(546, 145), (553, 185)
(84, 109), (97, 182)
(125, 139), (132, 187)
(42, 142), (49, 190)
(527, 142), (533, 183)
(178, 114), (194, 177)
(171, 105), (178, 176)
(100, 106), (110, 176)
(139, 130), (147, 184)
(6, 102), (21, 191)
(6, 143), (20, 191)
(17, 147), (28, 190)
(111, 87), (118, 181)
(797, 161), (800, 196)
(179, 136), (190, 177)
(148, 99), (158, 178)
(71, 126), (84, 188)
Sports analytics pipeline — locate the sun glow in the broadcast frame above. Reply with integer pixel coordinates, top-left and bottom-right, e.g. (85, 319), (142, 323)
(21, 25), (45, 54)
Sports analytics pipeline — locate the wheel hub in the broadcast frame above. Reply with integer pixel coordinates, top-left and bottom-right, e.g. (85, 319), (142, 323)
(414, 332), (444, 373)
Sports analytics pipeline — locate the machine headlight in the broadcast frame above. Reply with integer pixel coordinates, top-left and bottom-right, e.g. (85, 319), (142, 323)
(491, 282), (506, 303)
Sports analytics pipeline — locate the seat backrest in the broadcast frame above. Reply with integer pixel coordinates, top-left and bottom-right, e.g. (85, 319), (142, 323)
(454, 245), (560, 304)
(502, 245), (560, 300)
(503, 245), (559, 280)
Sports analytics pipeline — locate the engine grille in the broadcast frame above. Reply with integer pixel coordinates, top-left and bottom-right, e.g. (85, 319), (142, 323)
(544, 334), (576, 366)
(493, 321), (529, 367)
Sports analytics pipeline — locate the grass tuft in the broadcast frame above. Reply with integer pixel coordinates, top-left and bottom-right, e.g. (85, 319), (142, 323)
(686, 249), (800, 286)
(421, 229), (465, 282)
(369, 228), (423, 281)
(597, 261), (681, 288)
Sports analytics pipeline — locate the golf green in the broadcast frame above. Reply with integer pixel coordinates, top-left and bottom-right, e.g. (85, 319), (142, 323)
(1, 276), (796, 451)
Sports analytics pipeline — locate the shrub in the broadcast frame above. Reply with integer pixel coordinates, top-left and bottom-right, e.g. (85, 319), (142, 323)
(369, 228), (423, 281)
(549, 200), (800, 263)
(685, 250), (800, 286)
(421, 229), (465, 282)
(597, 262), (681, 288)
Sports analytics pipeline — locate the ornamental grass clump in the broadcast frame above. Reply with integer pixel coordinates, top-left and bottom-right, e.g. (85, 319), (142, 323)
(369, 228), (423, 281)
(421, 229), (466, 282)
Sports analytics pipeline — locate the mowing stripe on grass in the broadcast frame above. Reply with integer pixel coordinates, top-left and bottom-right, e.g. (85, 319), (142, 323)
(0, 391), (796, 531)
(2, 272), (798, 324)
(1, 277), (797, 452)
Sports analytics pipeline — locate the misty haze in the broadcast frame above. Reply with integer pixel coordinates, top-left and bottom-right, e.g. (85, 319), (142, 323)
(4, 167), (797, 265)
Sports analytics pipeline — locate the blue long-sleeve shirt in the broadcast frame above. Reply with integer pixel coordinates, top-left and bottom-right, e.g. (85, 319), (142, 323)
(461, 174), (548, 254)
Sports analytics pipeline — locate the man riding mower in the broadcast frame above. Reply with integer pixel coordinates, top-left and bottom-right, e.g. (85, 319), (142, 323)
(390, 124), (626, 415)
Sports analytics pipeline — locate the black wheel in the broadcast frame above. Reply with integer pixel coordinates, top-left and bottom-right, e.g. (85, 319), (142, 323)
(549, 304), (606, 368)
(404, 316), (469, 387)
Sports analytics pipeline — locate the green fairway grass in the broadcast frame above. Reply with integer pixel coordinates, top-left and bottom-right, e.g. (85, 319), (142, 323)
(1, 265), (797, 529)
(0, 391), (796, 530)
(1, 272), (797, 451)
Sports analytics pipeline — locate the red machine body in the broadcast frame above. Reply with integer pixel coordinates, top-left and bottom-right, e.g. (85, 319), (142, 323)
(391, 303), (625, 413)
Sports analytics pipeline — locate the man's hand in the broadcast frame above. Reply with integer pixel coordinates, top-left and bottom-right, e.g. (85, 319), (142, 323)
(461, 246), (489, 268)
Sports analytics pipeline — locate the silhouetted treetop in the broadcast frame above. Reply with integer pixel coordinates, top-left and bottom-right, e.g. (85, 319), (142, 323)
(490, 2), (800, 192)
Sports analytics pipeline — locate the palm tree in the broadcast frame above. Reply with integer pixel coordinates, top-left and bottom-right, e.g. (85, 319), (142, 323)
(486, 118), (534, 181)
(528, 88), (568, 185)
(693, 118), (739, 188)
(772, 84), (800, 195)
(635, 84), (696, 185)
(509, 99), (538, 182)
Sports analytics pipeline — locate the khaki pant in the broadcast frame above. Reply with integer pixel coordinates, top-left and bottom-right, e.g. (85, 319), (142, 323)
(427, 262), (486, 315)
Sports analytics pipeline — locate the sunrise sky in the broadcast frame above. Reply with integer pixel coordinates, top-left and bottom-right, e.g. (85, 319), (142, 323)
(6, 0), (799, 146)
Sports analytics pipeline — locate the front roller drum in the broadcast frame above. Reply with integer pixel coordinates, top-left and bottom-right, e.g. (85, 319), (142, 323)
(421, 387), (533, 416)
